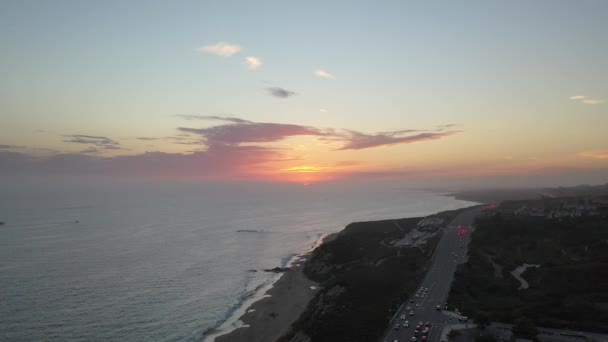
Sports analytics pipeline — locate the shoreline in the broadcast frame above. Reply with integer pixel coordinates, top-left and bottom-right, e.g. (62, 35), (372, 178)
(213, 254), (318, 342)
(205, 203), (476, 342)
(204, 232), (335, 342)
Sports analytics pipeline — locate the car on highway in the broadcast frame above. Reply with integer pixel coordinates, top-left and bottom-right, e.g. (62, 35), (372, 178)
(415, 294), (419, 298)
(415, 303), (420, 308)
(410, 337), (417, 342)
(409, 310), (415, 316)
(406, 306), (411, 311)
(403, 321), (409, 328)
(413, 329), (419, 336)
(425, 322), (431, 327)
(400, 314), (406, 320)
(410, 299), (415, 303)
(421, 336), (428, 341)
(394, 324), (400, 330)
(436, 305), (441, 310)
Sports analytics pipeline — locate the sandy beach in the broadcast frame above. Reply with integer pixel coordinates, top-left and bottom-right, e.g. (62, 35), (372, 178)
(215, 255), (318, 342)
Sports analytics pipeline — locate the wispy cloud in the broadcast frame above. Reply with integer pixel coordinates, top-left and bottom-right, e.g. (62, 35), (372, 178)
(198, 42), (241, 57)
(0, 117), (462, 179)
(244, 56), (262, 70)
(178, 120), (326, 146)
(314, 69), (335, 79)
(0, 146), (283, 179)
(436, 124), (456, 130)
(266, 87), (296, 99)
(579, 150), (608, 159)
(582, 99), (604, 105)
(174, 115), (251, 123)
(175, 116), (459, 151)
(328, 130), (460, 150)
(63, 134), (124, 153)
(0, 144), (24, 149)
(570, 95), (603, 105)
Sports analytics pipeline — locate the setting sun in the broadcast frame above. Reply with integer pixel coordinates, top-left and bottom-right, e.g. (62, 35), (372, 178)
(281, 166), (323, 173)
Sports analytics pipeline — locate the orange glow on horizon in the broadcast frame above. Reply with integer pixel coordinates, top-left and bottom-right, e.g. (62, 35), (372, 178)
(281, 165), (324, 173)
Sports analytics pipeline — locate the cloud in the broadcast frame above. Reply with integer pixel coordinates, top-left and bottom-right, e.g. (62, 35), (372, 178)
(198, 42), (241, 57)
(0, 145), (285, 179)
(0, 144), (24, 149)
(175, 116), (458, 151)
(177, 120), (327, 146)
(266, 87), (296, 99)
(63, 134), (124, 153)
(0, 117), (462, 179)
(63, 134), (118, 147)
(244, 56), (262, 70)
(579, 150), (608, 159)
(377, 129), (419, 135)
(570, 95), (603, 105)
(175, 115), (251, 123)
(436, 124), (457, 130)
(314, 69), (335, 79)
(582, 99), (603, 105)
(335, 131), (460, 150)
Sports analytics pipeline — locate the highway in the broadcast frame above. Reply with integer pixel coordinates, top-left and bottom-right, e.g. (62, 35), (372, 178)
(384, 207), (484, 342)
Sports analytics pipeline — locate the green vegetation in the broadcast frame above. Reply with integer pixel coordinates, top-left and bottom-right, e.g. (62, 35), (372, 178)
(448, 205), (608, 333)
(279, 206), (476, 342)
(474, 313), (491, 329)
(512, 317), (539, 341)
(448, 329), (461, 339)
(475, 334), (498, 342)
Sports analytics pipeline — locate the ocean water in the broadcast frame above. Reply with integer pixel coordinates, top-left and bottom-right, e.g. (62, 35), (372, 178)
(0, 180), (476, 342)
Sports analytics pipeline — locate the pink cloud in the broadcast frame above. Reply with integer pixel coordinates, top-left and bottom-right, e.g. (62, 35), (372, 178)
(323, 130), (460, 150)
(0, 117), (462, 180)
(0, 144), (286, 180)
(579, 150), (608, 159)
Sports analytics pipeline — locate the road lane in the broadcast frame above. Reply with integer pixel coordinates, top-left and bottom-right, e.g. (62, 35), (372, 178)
(384, 207), (483, 342)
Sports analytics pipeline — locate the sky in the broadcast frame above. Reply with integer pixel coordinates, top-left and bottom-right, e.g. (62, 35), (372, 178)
(1, 0), (607, 187)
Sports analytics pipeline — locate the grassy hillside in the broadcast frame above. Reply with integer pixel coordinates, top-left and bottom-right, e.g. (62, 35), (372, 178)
(448, 210), (608, 332)
(279, 206), (476, 342)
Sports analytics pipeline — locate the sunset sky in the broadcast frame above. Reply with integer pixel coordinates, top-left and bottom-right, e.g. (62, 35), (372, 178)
(1, 1), (607, 186)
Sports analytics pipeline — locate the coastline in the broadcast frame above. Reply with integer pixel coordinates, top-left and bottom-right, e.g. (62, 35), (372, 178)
(204, 233), (336, 342)
(213, 254), (318, 342)
(205, 203), (476, 342)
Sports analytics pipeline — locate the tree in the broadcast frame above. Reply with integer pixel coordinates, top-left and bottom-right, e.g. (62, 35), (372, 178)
(512, 317), (539, 341)
(448, 329), (461, 340)
(474, 313), (491, 330)
(475, 334), (498, 342)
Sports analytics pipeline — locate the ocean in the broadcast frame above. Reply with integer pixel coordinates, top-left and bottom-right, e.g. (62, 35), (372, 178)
(0, 180), (477, 342)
